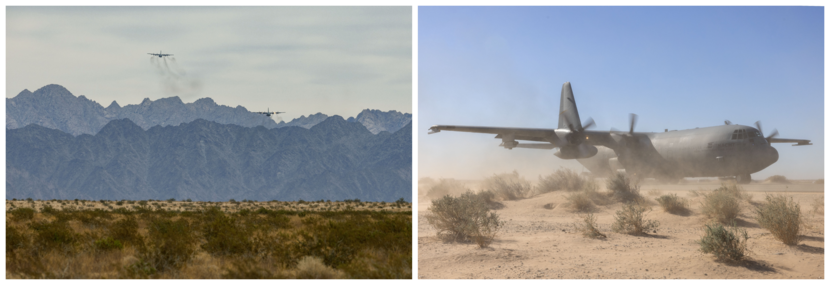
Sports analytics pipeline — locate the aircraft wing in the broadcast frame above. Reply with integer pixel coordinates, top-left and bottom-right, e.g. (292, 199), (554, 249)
(768, 137), (812, 146)
(428, 125), (616, 147)
(428, 125), (555, 142)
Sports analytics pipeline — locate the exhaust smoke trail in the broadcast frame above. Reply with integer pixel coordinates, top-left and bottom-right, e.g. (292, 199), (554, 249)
(149, 56), (202, 98)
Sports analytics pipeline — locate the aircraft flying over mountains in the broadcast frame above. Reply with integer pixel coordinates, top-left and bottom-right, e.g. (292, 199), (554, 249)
(428, 82), (811, 183)
(256, 108), (285, 117)
(148, 51), (173, 58)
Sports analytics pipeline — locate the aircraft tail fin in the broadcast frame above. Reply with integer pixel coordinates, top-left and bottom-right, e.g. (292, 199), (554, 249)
(557, 82), (583, 130)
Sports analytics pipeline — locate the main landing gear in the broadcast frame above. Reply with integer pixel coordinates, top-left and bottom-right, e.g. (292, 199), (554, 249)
(736, 173), (751, 184)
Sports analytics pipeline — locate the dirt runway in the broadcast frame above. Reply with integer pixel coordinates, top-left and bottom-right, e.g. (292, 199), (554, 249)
(418, 181), (824, 279)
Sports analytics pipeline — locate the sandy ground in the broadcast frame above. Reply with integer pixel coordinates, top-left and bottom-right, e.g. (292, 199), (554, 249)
(418, 181), (824, 279)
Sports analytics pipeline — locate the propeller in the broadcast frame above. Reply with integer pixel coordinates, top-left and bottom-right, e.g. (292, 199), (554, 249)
(609, 113), (639, 146)
(561, 116), (595, 145)
(754, 121), (778, 141)
(563, 116), (595, 133)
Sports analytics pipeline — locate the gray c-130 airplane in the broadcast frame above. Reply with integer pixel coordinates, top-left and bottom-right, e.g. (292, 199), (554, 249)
(428, 82), (811, 184)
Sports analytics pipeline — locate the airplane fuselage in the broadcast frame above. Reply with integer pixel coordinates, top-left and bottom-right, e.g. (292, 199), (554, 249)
(578, 124), (778, 182)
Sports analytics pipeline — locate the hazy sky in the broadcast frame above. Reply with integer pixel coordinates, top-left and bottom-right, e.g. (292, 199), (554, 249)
(6, 6), (412, 121)
(419, 6), (824, 180)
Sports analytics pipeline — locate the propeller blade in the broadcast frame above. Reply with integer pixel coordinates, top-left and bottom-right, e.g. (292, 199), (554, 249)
(766, 129), (778, 140)
(563, 116), (576, 133)
(581, 117), (595, 131)
(629, 113), (638, 134)
(755, 121), (763, 136)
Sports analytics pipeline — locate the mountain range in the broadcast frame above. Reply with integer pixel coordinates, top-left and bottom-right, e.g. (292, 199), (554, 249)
(6, 84), (411, 136)
(6, 117), (411, 202)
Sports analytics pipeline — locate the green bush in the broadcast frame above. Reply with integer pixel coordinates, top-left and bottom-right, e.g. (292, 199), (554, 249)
(612, 203), (659, 235)
(425, 191), (503, 247)
(755, 195), (801, 245)
(537, 168), (591, 193)
(9, 207), (35, 222)
(94, 237), (124, 251)
(6, 225), (28, 253)
(483, 171), (533, 200)
(141, 218), (197, 271)
(41, 204), (58, 215)
(606, 173), (642, 203)
(697, 222), (749, 261)
(202, 211), (254, 256)
(109, 216), (144, 246)
(655, 194), (689, 214)
(701, 187), (741, 224)
(30, 220), (78, 252)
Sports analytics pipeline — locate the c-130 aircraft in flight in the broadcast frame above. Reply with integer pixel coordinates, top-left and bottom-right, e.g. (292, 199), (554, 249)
(428, 82), (811, 184)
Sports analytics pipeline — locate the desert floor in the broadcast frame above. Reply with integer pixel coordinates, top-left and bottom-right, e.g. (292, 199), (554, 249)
(6, 199), (410, 213)
(418, 181), (824, 279)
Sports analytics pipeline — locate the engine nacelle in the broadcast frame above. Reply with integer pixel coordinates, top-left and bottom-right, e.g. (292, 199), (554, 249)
(554, 143), (598, 159)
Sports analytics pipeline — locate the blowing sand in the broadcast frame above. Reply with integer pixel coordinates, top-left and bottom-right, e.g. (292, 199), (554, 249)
(418, 181), (824, 279)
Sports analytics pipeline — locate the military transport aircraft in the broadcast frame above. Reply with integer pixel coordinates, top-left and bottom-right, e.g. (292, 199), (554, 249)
(148, 51), (173, 58)
(428, 82), (811, 184)
(256, 108), (285, 117)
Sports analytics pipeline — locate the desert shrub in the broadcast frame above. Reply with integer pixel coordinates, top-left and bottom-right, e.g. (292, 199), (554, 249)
(483, 171), (533, 200)
(339, 249), (411, 279)
(6, 225), (28, 253)
(9, 207), (35, 222)
(606, 173), (642, 203)
(426, 178), (468, 200)
(123, 259), (157, 278)
(611, 202), (659, 235)
(30, 220), (78, 252)
(646, 189), (663, 196)
(222, 258), (285, 279)
(577, 213), (606, 239)
(697, 222), (749, 261)
(41, 204), (58, 215)
(655, 194), (689, 214)
(94, 237), (124, 251)
(202, 210), (253, 255)
(295, 256), (345, 279)
(141, 217), (197, 271)
(566, 191), (595, 212)
(425, 191), (503, 247)
(811, 196), (824, 215)
(765, 175), (789, 183)
(701, 186), (742, 224)
(755, 195), (801, 245)
(537, 168), (590, 193)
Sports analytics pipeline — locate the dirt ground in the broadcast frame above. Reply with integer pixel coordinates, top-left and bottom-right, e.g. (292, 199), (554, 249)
(417, 180), (824, 279)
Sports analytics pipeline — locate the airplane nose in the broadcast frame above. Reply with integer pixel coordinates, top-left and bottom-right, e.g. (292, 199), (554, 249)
(765, 146), (779, 166)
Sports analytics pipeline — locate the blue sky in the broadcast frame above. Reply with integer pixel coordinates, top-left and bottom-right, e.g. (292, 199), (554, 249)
(419, 6), (823, 180)
(6, 7), (411, 121)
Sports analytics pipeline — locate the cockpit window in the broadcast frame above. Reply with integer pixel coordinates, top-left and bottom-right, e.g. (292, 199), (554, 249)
(749, 130), (760, 137)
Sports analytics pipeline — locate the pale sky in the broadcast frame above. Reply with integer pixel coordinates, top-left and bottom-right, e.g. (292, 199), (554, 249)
(6, 6), (412, 121)
(419, 6), (824, 180)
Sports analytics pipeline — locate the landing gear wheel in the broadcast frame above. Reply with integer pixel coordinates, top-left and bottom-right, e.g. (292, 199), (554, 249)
(736, 173), (751, 184)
